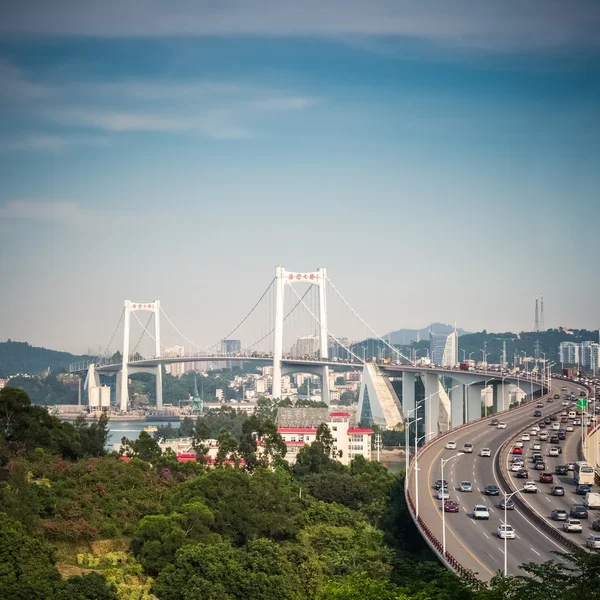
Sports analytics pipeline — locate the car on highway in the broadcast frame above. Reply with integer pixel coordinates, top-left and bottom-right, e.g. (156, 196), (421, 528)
(535, 461), (547, 470)
(550, 435), (560, 443)
(497, 524), (516, 539)
(555, 465), (569, 475)
(593, 519), (600, 531)
(462, 443), (474, 454)
(511, 463), (524, 472)
(491, 418), (499, 426)
(516, 469), (529, 479)
(514, 441), (524, 448)
(549, 447), (560, 457)
(480, 448), (491, 457)
(564, 519), (583, 533)
(533, 410), (542, 417)
(485, 484), (500, 496)
(435, 479), (448, 490)
(551, 509), (569, 521)
(574, 419), (582, 426)
(551, 423), (560, 431)
(499, 498), (515, 510)
(523, 482), (538, 493)
(497, 422), (507, 429)
(550, 414), (558, 421)
(538, 422), (546, 429)
(445, 441), (457, 450)
(537, 402), (544, 408)
(558, 430), (566, 440)
(437, 488), (450, 500)
(539, 472), (554, 483)
(444, 499), (460, 513)
(544, 418), (552, 424)
(539, 432), (549, 441)
(566, 425), (574, 432)
(460, 481), (473, 492)
(570, 505), (589, 519)
(512, 446), (523, 454)
(562, 401), (570, 406)
(587, 535), (600, 549)
(521, 433), (531, 441)
(532, 443), (542, 451)
(567, 462), (576, 471)
(472, 505), (490, 520)
(576, 484), (592, 496)
(551, 485), (565, 496)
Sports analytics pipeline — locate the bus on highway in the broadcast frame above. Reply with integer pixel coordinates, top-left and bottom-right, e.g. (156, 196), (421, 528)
(574, 461), (595, 485)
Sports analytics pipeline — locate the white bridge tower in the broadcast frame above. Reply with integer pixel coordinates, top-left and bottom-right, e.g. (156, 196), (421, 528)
(273, 266), (330, 405)
(118, 299), (162, 412)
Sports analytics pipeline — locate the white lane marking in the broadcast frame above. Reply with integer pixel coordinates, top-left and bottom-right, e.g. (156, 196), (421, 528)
(516, 535), (522, 539)
(530, 548), (541, 556)
(483, 533), (490, 539)
(546, 497), (551, 502)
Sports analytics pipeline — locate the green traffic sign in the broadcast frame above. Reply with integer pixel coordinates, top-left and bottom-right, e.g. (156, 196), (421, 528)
(577, 398), (588, 411)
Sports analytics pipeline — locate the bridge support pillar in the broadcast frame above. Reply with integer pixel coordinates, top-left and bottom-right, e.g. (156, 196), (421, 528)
(466, 384), (482, 422)
(272, 266), (285, 400)
(119, 300), (131, 412)
(402, 372), (416, 418)
(493, 382), (511, 414)
(450, 381), (464, 428)
(423, 373), (441, 437)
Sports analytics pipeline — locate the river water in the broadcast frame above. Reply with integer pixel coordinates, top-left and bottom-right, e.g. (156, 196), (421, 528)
(107, 419), (180, 450)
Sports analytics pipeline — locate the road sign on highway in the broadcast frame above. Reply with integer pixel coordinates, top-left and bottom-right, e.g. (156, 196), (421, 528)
(577, 398), (588, 411)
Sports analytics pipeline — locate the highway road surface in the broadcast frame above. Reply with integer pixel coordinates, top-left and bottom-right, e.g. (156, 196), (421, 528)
(407, 379), (590, 581)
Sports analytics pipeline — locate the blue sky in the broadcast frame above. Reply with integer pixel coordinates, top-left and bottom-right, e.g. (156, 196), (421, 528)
(0, 2), (599, 354)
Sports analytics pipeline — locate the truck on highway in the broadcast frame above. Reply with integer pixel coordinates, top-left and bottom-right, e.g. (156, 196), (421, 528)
(584, 493), (600, 510)
(459, 362), (474, 371)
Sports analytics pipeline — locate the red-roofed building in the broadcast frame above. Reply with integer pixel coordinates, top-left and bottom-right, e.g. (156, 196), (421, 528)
(277, 411), (373, 465)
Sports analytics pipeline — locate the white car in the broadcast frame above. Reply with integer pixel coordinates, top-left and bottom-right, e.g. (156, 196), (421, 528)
(523, 482), (538, 493)
(480, 448), (491, 457)
(473, 505), (490, 520)
(539, 432), (549, 441)
(445, 441), (457, 450)
(532, 443), (541, 451)
(521, 434), (531, 441)
(566, 425), (574, 432)
(511, 463), (523, 471)
(552, 423), (560, 430)
(514, 441), (524, 448)
(437, 488), (450, 500)
(497, 524), (516, 539)
(497, 422), (507, 429)
(530, 429), (538, 436)
(462, 443), (474, 454)
(564, 519), (583, 533)
(549, 447), (560, 457)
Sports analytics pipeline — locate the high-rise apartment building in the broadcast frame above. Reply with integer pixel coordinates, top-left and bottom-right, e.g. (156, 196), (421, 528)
(291, 334), (319, 358)
(559, 342), (579, 365)
(164, 345), (185, 376)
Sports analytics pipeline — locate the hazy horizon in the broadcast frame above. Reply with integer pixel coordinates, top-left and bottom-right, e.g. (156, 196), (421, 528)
(1, 2), (598, 355)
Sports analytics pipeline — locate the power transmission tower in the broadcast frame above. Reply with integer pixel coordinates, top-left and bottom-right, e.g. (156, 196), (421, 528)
(540, 295), (545, 331)
(534, 296), (540, 332)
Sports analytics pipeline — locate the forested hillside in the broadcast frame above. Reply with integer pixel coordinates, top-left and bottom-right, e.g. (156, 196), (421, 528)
(0, 340), (91, 378)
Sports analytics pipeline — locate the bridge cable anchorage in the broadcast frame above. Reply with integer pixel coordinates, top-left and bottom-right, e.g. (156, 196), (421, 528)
(202, 277), (276, 353)
(159, 306), (202, 354)
(243, 286), (312, 352)
(131, 312), (154, 357)
(326, 276), (414, 365)
(96, 307), (125, 365)
(287, 284), (364, 364)
(131, 311), (166, 358)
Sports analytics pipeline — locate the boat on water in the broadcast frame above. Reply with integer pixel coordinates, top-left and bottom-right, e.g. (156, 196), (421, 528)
(143, 425), (158, 433)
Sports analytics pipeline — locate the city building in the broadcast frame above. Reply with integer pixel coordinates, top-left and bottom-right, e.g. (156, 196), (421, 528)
(222, 339), (242, 369)
(291, 334), (319, 358)
(430, 329), (458, 366)
(277, 411), (373, 466)
(559, 341), (580, 365)
(164, 345), (185, 376)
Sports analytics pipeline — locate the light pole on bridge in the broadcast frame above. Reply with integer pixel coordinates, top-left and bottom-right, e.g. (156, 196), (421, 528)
(415, 430), (435, 519)
(441, 452), (464, 558)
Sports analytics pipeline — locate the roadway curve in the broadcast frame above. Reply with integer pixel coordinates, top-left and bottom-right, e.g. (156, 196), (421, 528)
(407, 378), (586, 581)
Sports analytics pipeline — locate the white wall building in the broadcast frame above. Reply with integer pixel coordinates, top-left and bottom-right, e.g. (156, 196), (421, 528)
(164, 345), (185, 376)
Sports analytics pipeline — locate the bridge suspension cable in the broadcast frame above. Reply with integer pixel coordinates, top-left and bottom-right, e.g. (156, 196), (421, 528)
(131, 312), (155, 357)
(326, 276), (414, 365)
(203, 277), (276, 353)
(96, 307), (125, 365)
(131, 311), (165, 356)
(159, 306), (202, 353)
(287, 284), (364, 363)
(243, 285), (312, 352)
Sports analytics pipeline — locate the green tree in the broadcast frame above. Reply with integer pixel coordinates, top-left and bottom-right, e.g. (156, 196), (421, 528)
(318, 573), (408, 600)
(316, 423), (334, 456)
(215, 428), (240, 466)
(0, 513), (65, 600)
(63, 572), (118, 600)
(120, 430), (162, 463)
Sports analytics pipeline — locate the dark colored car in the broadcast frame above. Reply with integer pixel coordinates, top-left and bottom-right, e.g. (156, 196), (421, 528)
(552, 509), (569, 521)
(550, 414), (558, 421)
(544, 418), (552, 424)
(499, 498), (515, 510)
(534, 410), (542, 417)
(538, 422), (547, 429)
(561, 417), (569, 423)
(535, 462), (546, 470)
(576, 484), (592, 495)
(551, 485), (565, 496)
(435, 479), (448, 490)
(593, 519), (600, 531)
(539, 472), (554, 483)
(555, 465), (569, 475)
(516, 469), (529, 479)
(571, 505), (589, 519)
(444, 499), (460, 513)
(485, 484), (500, 496)
(491, 419), (499, 426)
(558, 431), (566, 440)
(550, 435), (560, 444)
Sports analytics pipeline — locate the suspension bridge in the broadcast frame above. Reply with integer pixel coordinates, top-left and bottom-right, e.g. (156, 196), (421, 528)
(70, 266), (412, 421)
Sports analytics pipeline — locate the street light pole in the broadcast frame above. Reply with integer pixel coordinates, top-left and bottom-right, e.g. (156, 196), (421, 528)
(415, 430), (435, 519)
(441, 453), (464, 558)
(503, 487), (526, 576)
(405, 403), (423, 467)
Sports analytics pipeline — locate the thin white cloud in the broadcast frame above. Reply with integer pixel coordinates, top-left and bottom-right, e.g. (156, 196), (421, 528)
(1, 1), (599, 51)
(0, 199), (135, 230)
(1, 133), (110, 153)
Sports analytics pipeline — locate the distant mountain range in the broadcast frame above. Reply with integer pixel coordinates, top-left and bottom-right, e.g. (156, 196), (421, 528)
(385, 323), (470, 345)
(0, 340), (92, 379)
